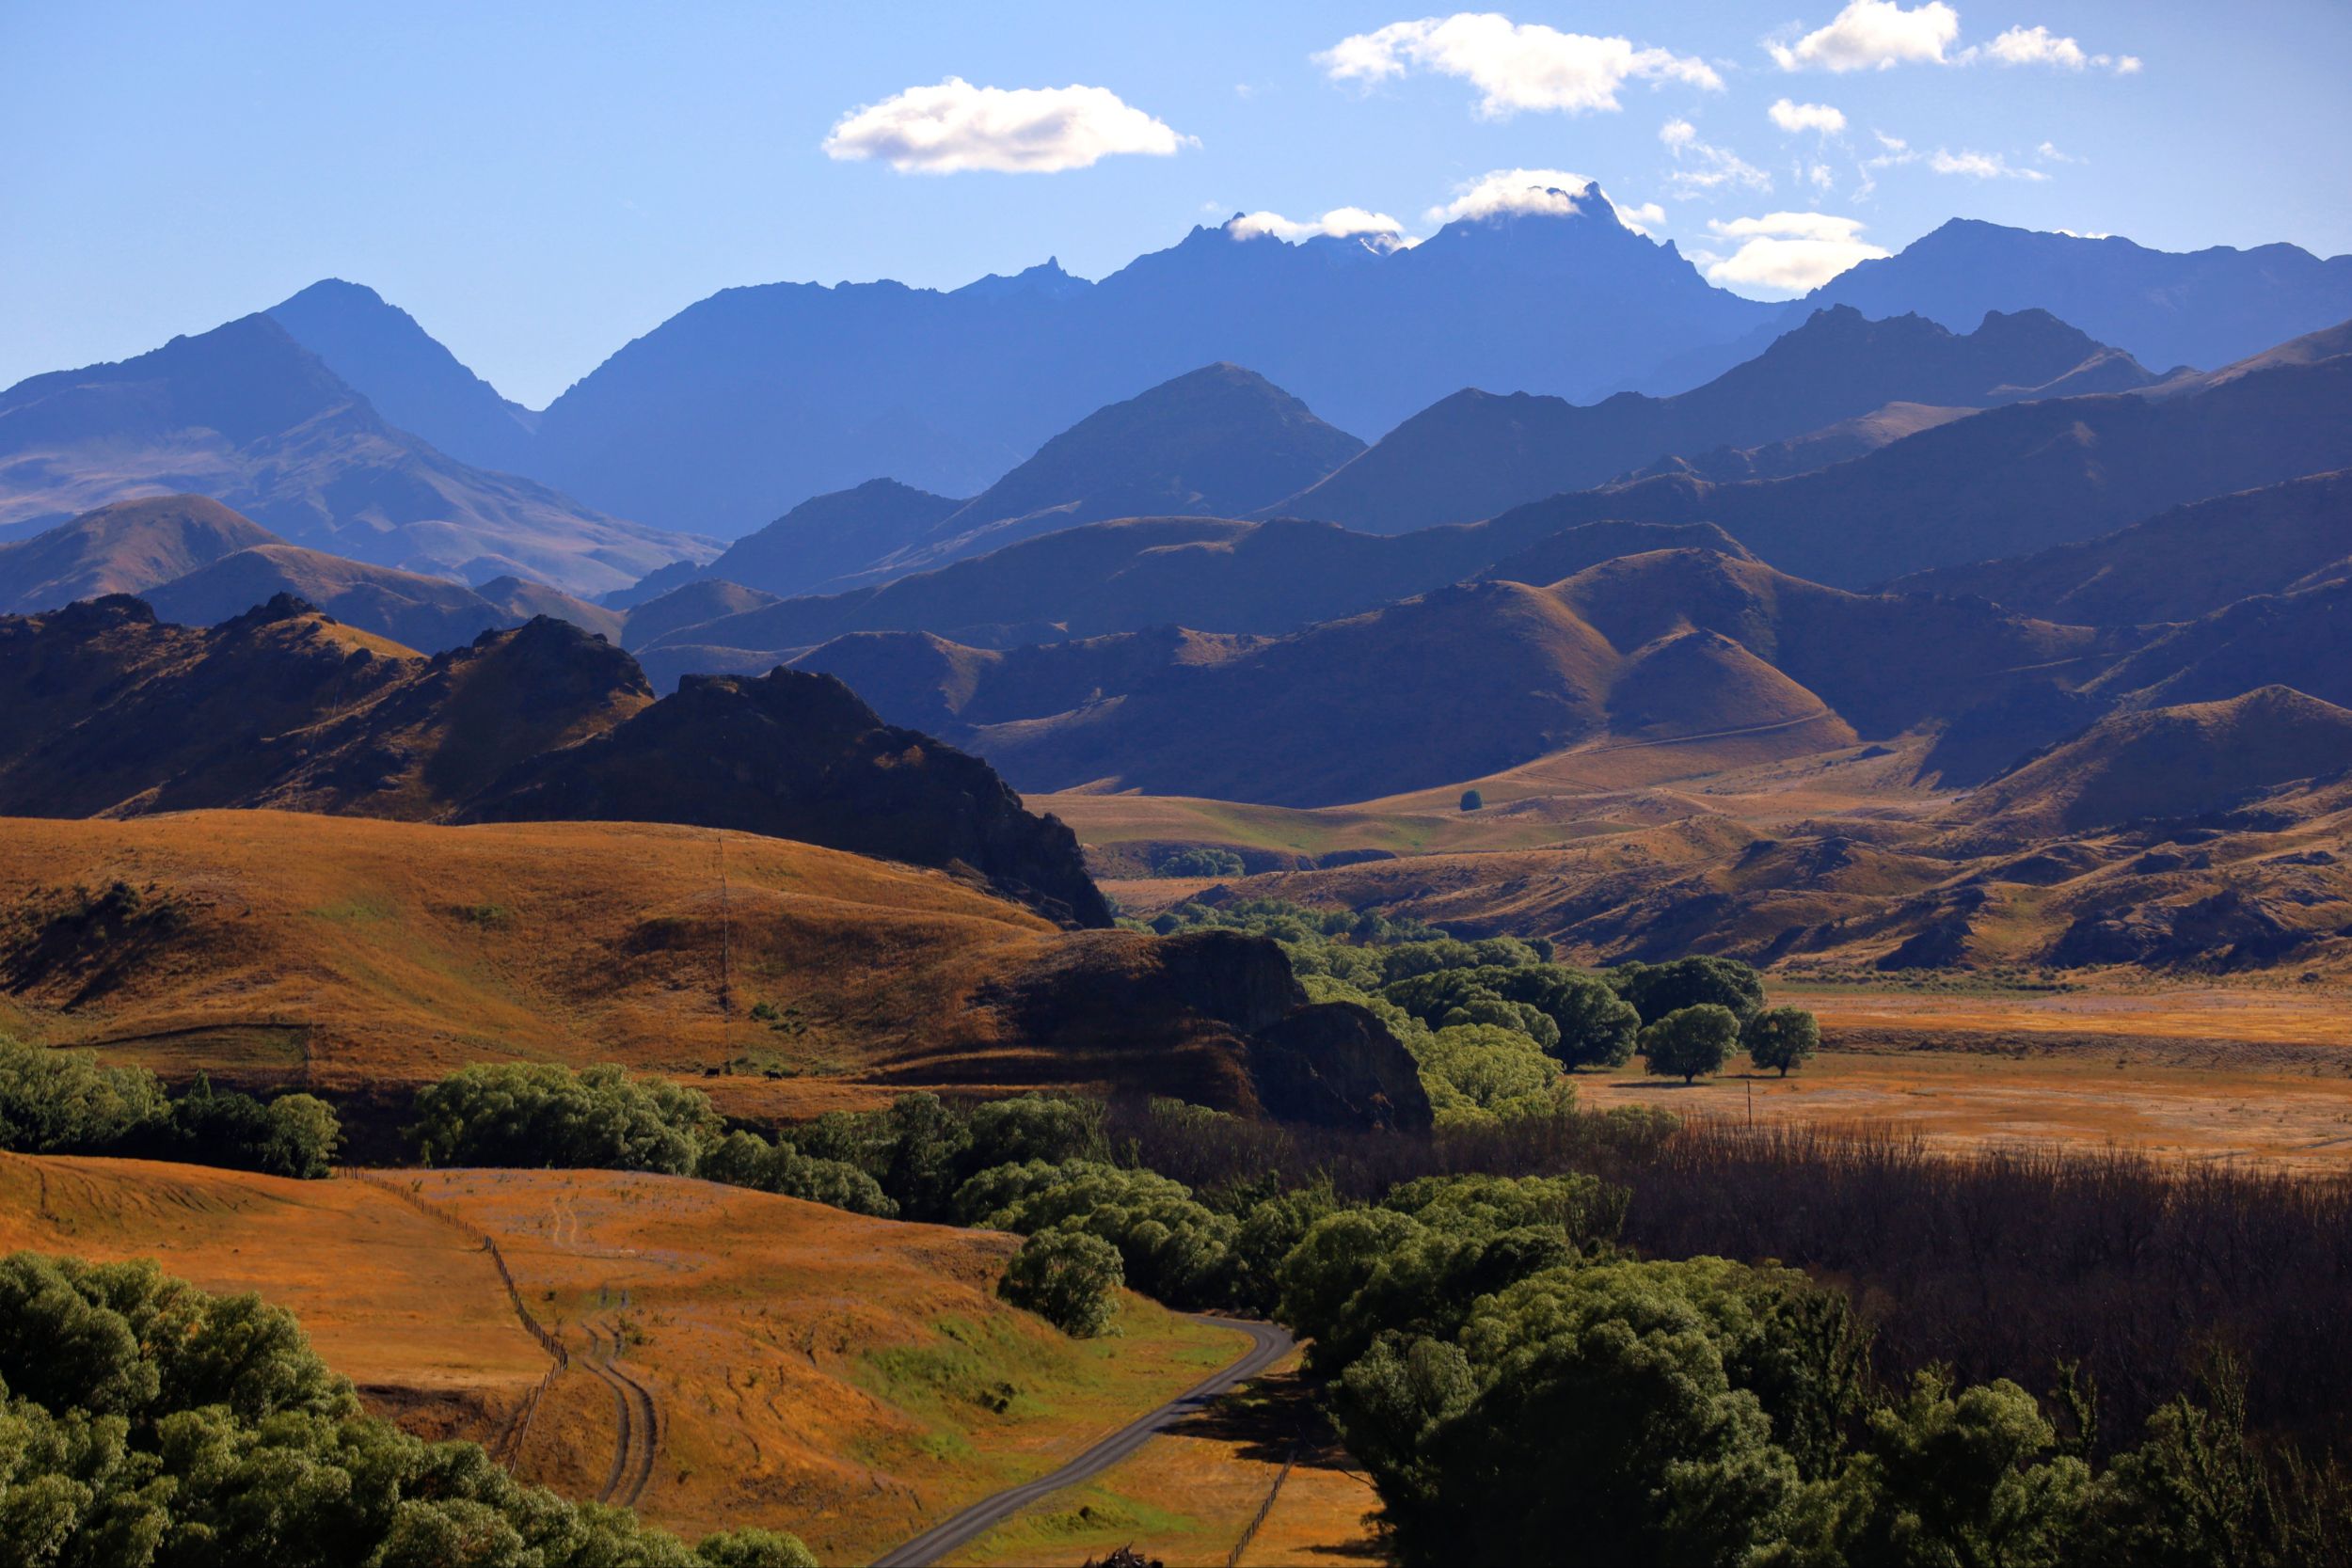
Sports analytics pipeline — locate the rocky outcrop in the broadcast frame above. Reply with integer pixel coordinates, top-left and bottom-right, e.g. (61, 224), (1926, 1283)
(1248, 1003), (1434, 1132)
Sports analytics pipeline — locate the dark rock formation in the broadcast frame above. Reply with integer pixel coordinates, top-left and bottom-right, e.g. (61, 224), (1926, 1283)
(1248, 1002), (1434, 1132)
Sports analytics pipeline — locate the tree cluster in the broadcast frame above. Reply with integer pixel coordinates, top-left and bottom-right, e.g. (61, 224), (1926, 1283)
(0, 1251), (817, 1568)
(0, 1037), (339, 1179)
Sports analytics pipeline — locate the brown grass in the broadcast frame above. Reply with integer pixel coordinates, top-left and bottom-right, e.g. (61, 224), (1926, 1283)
(0, 1152), (1245, 1563)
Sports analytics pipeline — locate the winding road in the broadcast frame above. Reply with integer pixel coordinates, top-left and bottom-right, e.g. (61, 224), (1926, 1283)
(868, 1315), (1296, 1568)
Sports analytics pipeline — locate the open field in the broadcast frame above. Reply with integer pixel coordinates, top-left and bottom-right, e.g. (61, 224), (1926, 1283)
(0, 1152), (1251, 1564)
(943, 1351), (1385, 1568)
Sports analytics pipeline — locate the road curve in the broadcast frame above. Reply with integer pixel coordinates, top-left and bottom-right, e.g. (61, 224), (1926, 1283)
(868, 1315), (1295, 1568)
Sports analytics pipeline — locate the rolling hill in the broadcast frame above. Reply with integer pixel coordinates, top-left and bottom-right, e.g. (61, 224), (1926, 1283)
(788, 548), (2110, 808)
(0, 495), (622, 650)
(1278, 307), (2157, 533)
(0, 494), (274, 613)
(1954, 686), (2352, 839)
(616, 479), (965, 608)
(0, 596), (1104, 924)
(0, 811), (1423, 1132)
(0, 314), (703, 595)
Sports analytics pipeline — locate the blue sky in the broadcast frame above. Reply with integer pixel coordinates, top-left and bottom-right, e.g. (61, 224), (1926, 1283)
(5, 1), (2345, 405)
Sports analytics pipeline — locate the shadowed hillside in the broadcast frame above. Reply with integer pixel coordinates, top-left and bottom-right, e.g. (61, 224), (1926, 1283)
(0, 595), (1104, 924)
(1509, 347), (2352, 587)
(1279, 307), (2156, 532)
(0, 813), (1424, 1130)
(1895, 470), (2352, 625)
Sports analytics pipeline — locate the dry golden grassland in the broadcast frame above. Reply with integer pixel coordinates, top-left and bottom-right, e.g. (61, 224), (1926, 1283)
(0, 1152), (1247, 1564)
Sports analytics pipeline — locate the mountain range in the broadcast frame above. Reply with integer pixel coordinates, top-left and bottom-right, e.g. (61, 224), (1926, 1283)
(0, 314), (703, 596)
(1277, 305), (2162, 533)
(246, 207), (2352, 542)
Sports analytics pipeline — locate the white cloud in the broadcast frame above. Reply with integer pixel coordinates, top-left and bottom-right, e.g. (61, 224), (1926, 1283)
(1700, 211), (1891, 293)
(1423, 168), (1663, 236)
(1968, 24), (2141, 73)
(1930, 148), (2049, 180)
(2036, 140), (2081, 164)
(822, 78), (1193, 174)
(1617, 200), (1669, 236)
(1318, 13), (1721, 118)
(1809, 162), (1836, 188)
(1661, 118), (1772, 196)
(1230, 206), (1411, 247)
(1851, 129), (1918, 198)
(1769, 97), (1848, 135)
(1769, 2), (1959, 71)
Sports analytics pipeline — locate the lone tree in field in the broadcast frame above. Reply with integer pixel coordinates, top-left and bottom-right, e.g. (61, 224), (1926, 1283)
(1742, 1006), (1821, 1077)
(1000, 1226), (1124, 1338)
(1639, 1004), (1740, 1085)
(1460, 788), (1484, 812)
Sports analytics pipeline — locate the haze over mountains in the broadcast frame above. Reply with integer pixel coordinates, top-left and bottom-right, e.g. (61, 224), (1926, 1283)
(0, 314), (701, 595)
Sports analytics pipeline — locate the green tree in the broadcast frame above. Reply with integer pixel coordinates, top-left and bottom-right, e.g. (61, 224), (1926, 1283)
(999, 1227), (1124, 1338)
(406, 1062), (719, 1173)
(1459, 789), (1484, 812)
(1640, 1004), (1740, 1085)
(0, 1037), (170, 1155)
(1609, 956), (1767, 1025)
(1743, 1006), (1821, 1077)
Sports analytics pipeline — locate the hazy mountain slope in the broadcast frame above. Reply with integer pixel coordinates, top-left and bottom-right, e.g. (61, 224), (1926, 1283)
(868, 364), (1363, 577)
(0, 495), (275, 613)
(620, 578), (781, 649)
(1804, 218), (2352, 373)
(644, 515), (1754, 675)
(1514, 350), (2352, 587)
(1279, 307), (2157, 532)
(0, 596), (1105, 924)
(1957, 687), (2352, 837)
(527, 191), (1771, 535)
(1626, 403), (1975, 484)
(469, 574), (623, 641)
(620, 478), (965, 607)
(144, 545), (510, 654)
(1895, 471), (2352, 624)
(796, 550), (2096, 807)
(0, 314), (704, 595)
(2086, 580), (2352, 711)
(267, 278), (539, 472)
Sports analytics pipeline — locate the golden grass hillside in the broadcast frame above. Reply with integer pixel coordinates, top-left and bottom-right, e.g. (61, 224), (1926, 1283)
(0, 1152), (1244, 1564)
(0, 811), (1312, 1121)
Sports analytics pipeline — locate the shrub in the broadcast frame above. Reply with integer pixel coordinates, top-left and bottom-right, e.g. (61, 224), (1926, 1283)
(407, 1062), (719, 1173)
(1639, 1005), (1740, 1084)
(958, 1160), (1237, 1307)
(697, 1131), (896, 1216)
(1155, 846), (1246, 878)
(1459, 789), (1484, 812)
(999, 1227), (1124, 1338)
(1409, 1025), (1564, 1123)
(1742, 1006), (1820, 1077)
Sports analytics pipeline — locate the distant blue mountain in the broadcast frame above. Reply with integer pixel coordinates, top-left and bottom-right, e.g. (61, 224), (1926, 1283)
(268, 279), (539, 472)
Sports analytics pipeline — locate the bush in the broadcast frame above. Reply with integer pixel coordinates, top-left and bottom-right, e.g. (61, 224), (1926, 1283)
(407, 1062), (720, 1173)
(957, 1160), (1237, 1307)
(1409, 1025), (1565, 1123)
(1154, 846), (1245, 878)
(999, 1227), (1124, 1338)
(1742, 1006), (1820, 1077)
(1639, 1005), (1740, 1084)
(1459, 789), (1484, 812)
